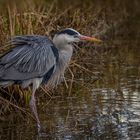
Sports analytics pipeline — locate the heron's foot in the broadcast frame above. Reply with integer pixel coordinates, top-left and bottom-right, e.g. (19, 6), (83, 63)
(37, 122), (46, 133)
(38, 132), (49, 138)
(37, 123), (41, 133)
(37, 124), (49, 138)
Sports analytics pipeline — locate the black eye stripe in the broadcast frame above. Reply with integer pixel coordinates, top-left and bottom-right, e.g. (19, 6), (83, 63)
(57, 29), (79, 36)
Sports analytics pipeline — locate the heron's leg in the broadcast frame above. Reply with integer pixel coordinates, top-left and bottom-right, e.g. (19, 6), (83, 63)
(29, 79), (42, 132)
(29, 89), (41, 132)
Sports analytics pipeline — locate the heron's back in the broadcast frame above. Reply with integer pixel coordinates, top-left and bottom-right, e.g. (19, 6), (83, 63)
(0, 35), (58, 87)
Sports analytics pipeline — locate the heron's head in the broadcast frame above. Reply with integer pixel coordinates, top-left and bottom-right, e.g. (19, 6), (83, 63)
(53, 28), (101, 48)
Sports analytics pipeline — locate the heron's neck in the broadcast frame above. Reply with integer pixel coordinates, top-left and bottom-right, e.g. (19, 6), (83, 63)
(57, 44), (73, 69)
(46, 44), (73, 88)
(53, 36), (73, 70)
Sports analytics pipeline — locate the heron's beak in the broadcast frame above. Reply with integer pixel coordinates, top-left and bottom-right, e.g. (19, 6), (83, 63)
(79, 35), (102, 43)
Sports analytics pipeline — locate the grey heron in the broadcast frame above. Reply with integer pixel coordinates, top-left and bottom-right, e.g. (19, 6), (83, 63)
(0, 28), (101, 132)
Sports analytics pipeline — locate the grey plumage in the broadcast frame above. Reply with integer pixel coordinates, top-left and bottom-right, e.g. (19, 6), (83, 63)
(0, 36), (57, 81)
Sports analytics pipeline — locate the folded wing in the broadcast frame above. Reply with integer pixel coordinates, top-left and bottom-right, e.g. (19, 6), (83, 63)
(0, 35), (59, 81)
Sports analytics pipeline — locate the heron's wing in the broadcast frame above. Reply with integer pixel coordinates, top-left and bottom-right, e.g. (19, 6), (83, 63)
(0, 35), (59, 80)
